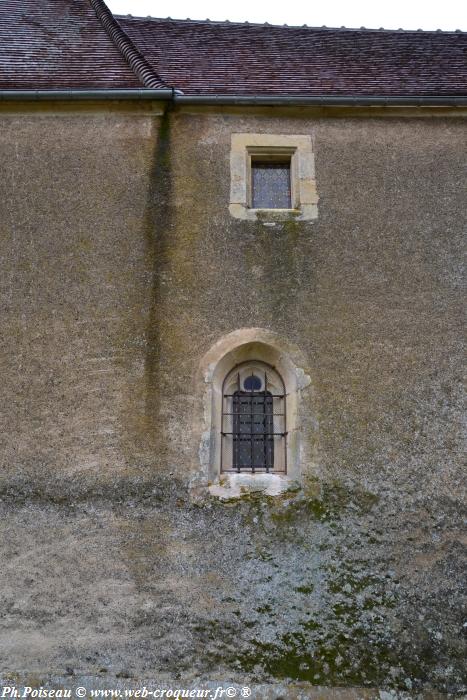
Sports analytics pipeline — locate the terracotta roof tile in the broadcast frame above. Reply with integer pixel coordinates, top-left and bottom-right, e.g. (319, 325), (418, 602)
(1, 2), (466, 96)
(0, 0), (142, 89)
(119, 17), (467, 96)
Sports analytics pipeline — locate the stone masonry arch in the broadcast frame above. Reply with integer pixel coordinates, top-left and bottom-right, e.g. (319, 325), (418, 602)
(197, 328), (314, 498)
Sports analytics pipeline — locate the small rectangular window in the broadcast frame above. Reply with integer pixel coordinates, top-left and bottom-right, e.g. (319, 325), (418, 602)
(230, 134), (318, 220)
(251, 159), (292, 209)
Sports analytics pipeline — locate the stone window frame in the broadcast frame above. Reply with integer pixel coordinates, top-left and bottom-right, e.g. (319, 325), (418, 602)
(229, 134), (319, 221)
(197, 328), (313, 499)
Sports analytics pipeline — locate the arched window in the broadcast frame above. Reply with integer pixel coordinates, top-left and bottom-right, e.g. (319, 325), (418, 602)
(221, 362), (286, 473)
(198, 328), (313, 494)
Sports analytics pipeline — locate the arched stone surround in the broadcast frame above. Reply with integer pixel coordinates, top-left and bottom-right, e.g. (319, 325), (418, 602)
(197, 328), (314, 498)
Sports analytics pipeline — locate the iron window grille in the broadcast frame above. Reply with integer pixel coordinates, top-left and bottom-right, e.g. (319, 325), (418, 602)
(221, 364), (286, 473)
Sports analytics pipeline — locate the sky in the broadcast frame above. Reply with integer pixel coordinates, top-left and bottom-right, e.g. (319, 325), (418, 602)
(106, 0), (467, 31)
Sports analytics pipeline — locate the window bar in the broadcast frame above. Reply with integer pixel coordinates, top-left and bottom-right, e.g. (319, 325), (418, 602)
(269, 393), (274, 473)
(220, 387), (224, 474)
(224, 393), (285, 398)
(222, 432), (287, 436)
(250, 385), (254, 474)
(283, 390), (287, 475)
(235, 372), (240, 473)
(222, 412), (285, 416)
(223, 466), (287, 471)
(264, 372), (269, 473)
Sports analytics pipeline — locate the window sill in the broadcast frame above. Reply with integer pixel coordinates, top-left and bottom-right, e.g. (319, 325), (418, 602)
(229, 202), (317, 222)
(208, 472), (299, 500)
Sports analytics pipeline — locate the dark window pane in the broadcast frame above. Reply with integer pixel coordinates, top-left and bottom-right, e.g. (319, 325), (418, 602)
(244, 374), (262, 391)
(232, 391), (274, 471)
(252, 161), (291, 209)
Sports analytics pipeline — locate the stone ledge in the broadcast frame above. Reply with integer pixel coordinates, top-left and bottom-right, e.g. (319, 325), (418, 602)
(208, 472), (299, 500)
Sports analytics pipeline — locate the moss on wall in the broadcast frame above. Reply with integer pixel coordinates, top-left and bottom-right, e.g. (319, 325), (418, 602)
(0, 103), (465, 692)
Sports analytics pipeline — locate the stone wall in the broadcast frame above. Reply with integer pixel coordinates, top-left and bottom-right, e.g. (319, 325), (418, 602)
(0, 102), (465, 694)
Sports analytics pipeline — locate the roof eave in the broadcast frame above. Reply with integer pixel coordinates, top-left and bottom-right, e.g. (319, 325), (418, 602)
(174, 94), (467, 106)
(0, 89), (175, 100)
(0, 90), (465, 106)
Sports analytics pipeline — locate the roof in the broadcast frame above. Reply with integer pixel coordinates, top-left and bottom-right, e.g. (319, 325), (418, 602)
(0, 0), (466, 97)
(0, 0), (141, 89)
(120, 17), (467, 96)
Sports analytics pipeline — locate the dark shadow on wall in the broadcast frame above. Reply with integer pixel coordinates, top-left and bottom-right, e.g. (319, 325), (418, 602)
(141, 107), (173, 462)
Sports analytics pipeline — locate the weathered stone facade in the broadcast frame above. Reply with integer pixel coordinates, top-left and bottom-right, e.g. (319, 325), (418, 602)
(0, 101), (465, 696)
